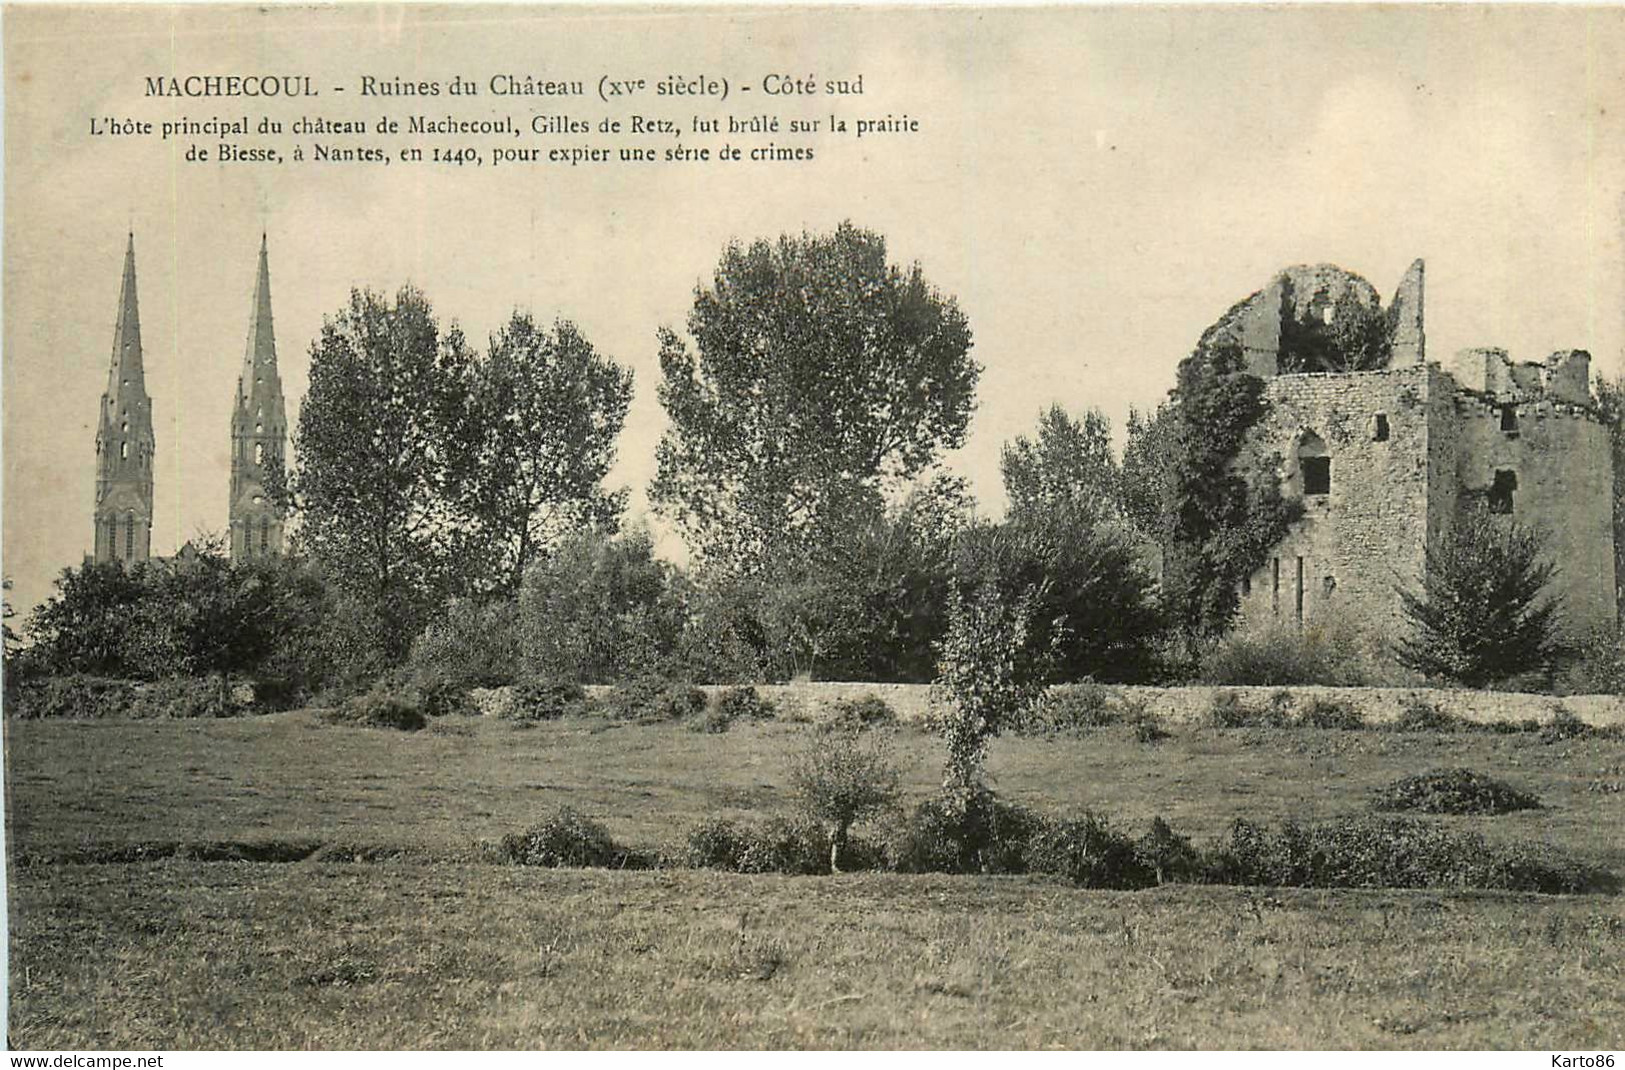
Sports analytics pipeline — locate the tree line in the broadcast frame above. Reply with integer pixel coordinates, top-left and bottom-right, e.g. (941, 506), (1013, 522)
(9, 221), (1612, 699)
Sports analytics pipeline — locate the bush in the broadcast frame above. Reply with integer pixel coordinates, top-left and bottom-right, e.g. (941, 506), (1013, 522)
(498, 806), (639, 868)
(825, 693), (897, 732)
(889, 790), (1047, 875)
(1373, 768), (1542, 815)
(1130, 706), (1170, 744)
(683, 815), (841, 875)
(684, 817), (755, 870)
(1204, 689), (1257, 728)
(133, 676), (237, 719)
(1206, 815), (1613, 894)
(790, 728), (900, 870)
(1391, 694), (1461, 733)
(603, 676), (706, 722)
(1297, 696), (1364, 731)
(506, 679), (589, 723)
(1035, 680), (1115, 731)
(690, 704), (736, 734)
(408, 598), (520, 695)
(1541, 707), (1603, 744)
(738, 816), (840, 875)
(9, 674), (241, 720)
(712, 686), (776, 722)
(1027, 812), (1155, 889)
(1200, 623), (1371, 687)
(322, 687), (427, 731)
(1396, 506), (1563, 688)
(1563, 624), (1625, 694)
(1136, 817), (1205, 885)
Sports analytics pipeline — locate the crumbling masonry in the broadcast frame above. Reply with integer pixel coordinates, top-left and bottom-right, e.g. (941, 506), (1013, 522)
(1226, 259), (1616, 651)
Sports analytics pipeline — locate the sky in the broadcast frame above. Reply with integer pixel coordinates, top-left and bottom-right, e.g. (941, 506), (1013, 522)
(5, 4), (1624, 618)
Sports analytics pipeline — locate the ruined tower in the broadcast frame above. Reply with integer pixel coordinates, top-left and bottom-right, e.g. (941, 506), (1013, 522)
(92, 234), (155, 564)
(228, 235), (288, 560)
(1227, 258), (1616, 656)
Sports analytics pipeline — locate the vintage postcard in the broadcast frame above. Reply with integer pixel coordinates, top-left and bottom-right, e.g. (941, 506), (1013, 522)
(3, 3), (1623, 1053)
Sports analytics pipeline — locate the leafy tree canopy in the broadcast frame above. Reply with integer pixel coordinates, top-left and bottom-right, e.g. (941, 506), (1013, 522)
(282, 286), (474, 647)
(453, 313), (633, 596)
(651, 221), (979, 574)
(1000, 404), (1119, 522)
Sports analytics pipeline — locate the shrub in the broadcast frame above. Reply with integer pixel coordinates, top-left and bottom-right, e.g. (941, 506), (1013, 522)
(712, 686), (776, 723)
(1541, 707), (1600, 744)
(1199, 623), (1371, 687)
(1373, 768), (1542, 815)
(929, 581), (1047, 807)
(603, 676), (706, 722)
(1131, 707), (1170, 744)
(684, 817), (754, 870)
(1204, 689), (1254, 728)
(408, 599), (520, 694)
(1297, 696), (1364, 730)
(132, 676), (238, 719)
(737, 816), (838, 875)
(1396, 506), (1563, 688)
(1563, 624), (1625, 694)
(506, 679), (589, 723)
(690, 704), (736, 734)
(323, 687), (427, 731)
(684, 815), (839, 875)
(1136, 817), (1205, 885)
(790, 728), (900, 871)
(889, 789), (1047, 875)
(1205, 815), (1613, 894)
(1036, 679), (1115, 732)
(8, 674), (223, 720)
(498, 807), (638, 868)
(825, 693), (898, 732)
(1391, 694), (1460, 733)
(1027, 812), (1155, 889)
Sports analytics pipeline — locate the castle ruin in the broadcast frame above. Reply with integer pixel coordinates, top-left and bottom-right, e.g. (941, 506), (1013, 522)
(1223, 259), (1616, 652)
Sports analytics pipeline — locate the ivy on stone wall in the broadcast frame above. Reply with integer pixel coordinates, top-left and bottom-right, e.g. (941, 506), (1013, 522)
(1161, 335), (1303, 639)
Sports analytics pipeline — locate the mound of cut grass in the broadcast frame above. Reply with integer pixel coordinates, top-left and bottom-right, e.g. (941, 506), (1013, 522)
(1373, 768), (1542, 815)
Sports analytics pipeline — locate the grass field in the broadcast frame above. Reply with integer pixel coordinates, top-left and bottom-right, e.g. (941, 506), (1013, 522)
(7, 708), (1625, 1048)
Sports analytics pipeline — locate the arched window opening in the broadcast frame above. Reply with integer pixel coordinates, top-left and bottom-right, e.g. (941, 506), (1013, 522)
(1489, 470), (1517, 515)
(124, 515), (135, 559)
(120, 442), (128, 459)
(255, 443), (265, 465)
(260, 518), (271, 556)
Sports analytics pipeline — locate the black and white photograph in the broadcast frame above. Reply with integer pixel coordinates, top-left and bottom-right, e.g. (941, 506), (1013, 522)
(2, 2), (1623, 1052)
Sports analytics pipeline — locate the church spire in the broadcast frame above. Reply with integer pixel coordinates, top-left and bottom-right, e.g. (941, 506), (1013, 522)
(230, 234), (288, 561)
(108, 231), (144, 389)
(93, 233), (155, 564)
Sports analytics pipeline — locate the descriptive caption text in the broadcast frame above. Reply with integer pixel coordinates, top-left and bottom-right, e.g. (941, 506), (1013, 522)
(84, 71), (923, 169)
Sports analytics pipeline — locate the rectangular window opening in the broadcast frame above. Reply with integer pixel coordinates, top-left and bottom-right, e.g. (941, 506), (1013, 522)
(1374, 413), (1389, 441)
(1489, 469), (1517, 515)
(1302, 456), (1331, 496)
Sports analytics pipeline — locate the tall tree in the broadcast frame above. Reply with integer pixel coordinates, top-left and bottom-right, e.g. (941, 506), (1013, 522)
(281, 286), (473, 655)
(454, 313), (633, 595)
(651, 222), (979, 573)
(1000, 404), (1119, 521)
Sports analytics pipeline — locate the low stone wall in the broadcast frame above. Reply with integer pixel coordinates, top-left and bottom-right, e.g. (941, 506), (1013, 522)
(572, 681), (1624, 727)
